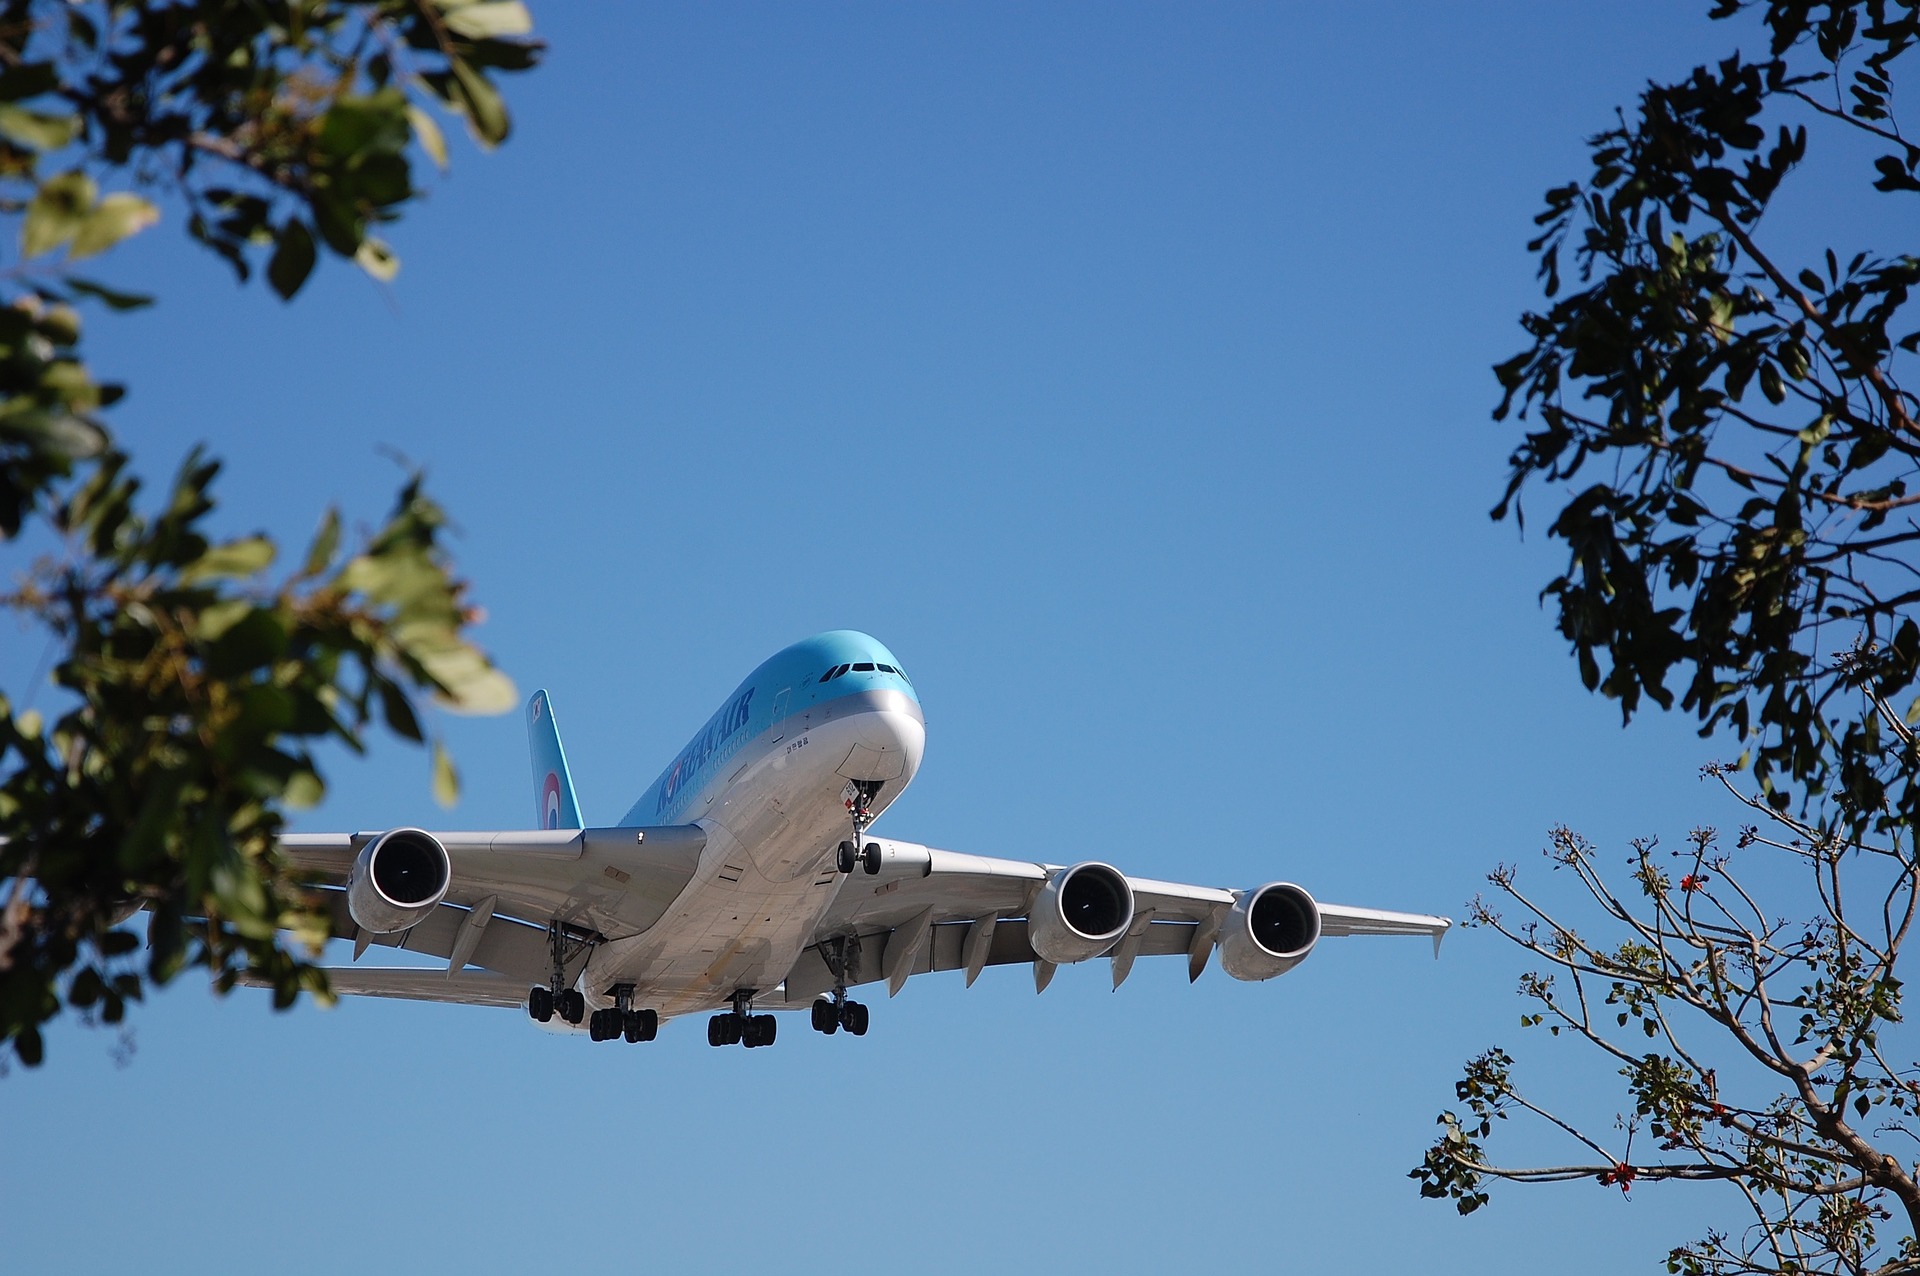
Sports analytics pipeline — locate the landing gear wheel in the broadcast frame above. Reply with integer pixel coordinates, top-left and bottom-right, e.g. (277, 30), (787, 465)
(742, 1014), (777, 1048)
(836, 841), (857, 874)
(709, 1012), (744, 1046)
(811, 999), (840, 1034)
(528, 986), (553, 1023)
(560, 989), (585, 1025)
(624, 1009), (658, 1043)
(861, 842), (882, 875)
(841, 1000), (869, 1035)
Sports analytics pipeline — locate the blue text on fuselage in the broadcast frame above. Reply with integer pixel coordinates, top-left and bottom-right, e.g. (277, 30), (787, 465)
(656, 687), (755, 815)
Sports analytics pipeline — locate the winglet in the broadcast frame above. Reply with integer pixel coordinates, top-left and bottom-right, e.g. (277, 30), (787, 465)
(1433, 919), (1452, 959)
(526, 690), (584, 830)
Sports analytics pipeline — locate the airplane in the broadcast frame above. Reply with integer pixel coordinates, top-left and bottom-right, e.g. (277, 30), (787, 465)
(273, 630), (1450, 1047)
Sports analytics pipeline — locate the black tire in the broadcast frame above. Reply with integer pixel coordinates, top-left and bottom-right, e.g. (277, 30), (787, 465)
(811, 999), (833, 1033)
(862, 842), (882, 875)
(708, 1015), (725, 1047)
(759, 1014), (777, 1046)
(561, 990), (585, 1025)
(847, 1001), (869, 1036)
(722, 1013), (742, 1046)
(529, 987), (553, 1023)
(836, 841), (857, 874)
(590, 1009), (606, 1041)
(640, 1009), (659, 1041)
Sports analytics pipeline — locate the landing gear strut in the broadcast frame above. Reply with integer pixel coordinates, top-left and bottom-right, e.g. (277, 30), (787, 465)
(707, 989), (777, 1048)
(527, 921), (594, 1026)
(812, 934), (870, 1036)
(836, 781), (885, 875)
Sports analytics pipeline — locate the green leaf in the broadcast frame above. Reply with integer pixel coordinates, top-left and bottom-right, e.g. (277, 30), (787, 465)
(302, 509), (341, 577)
(432, 738), (460, 807)
(0, 104), (77, 151)
(439, 1), (534, 38)
(283, 768), (326, 810)
(180, 535), (276, 583)
(68, 192), (159, 261)
(22, 170), (95, 258)
(191, 598), (254, 642)
(407, 106), (449, 171)
(448, 60), (510, 148)
(267, 219), (317, 300)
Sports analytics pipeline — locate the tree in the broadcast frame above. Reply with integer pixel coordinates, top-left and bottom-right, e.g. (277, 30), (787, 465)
(0, 0), (541, 1069)
(1416, 772), (1920, 1273)
(1417, 2), (1920, 1270)
(1492, 1), (1920, 830)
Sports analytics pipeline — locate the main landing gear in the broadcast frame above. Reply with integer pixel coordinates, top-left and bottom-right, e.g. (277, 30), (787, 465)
(810, 996), (868, 1035)
(587, 985), (659, 1043)
(708, 989), (778, 1048)
(811, 934), (870, 1036)
(527, 921), (656, 1042)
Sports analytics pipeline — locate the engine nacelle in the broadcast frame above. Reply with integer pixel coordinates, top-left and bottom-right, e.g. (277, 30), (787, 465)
(1218, 882), (1320, 981)
(345, 828), (451, 934)
(1028, 861), (1135, 964)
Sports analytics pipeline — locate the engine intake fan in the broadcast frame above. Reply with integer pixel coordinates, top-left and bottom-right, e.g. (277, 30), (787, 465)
(1218, 882), (1320, 981)
(1028, 862), (1135, 964)
(346, 828), (451, 935)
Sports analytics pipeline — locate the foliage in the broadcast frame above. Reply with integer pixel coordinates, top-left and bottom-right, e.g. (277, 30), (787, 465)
(1431, 1), (1920, 1268)
(0, 1), (540, 1068)
(1493, 0), (1920, 833)
(1415, 770), (1920, 1275)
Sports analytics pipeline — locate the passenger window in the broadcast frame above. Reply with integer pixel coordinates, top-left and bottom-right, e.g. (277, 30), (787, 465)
(853, 662), (875, 672)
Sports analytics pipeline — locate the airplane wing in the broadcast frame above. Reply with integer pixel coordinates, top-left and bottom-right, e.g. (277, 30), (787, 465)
(777, 838), (1450, 1003)
(264, 825), (710, 1001)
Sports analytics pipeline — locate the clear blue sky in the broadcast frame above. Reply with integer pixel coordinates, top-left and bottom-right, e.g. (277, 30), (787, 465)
(2, 3), (1801, 1270)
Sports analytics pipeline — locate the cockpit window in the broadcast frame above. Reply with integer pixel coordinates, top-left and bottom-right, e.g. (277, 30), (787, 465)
(853, 662), (875, 672)
(877, 664), (897, 674)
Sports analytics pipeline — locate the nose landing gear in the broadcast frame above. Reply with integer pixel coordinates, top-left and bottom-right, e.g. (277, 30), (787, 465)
(835, 781), (885, 875)
(835, 840), (882, 875)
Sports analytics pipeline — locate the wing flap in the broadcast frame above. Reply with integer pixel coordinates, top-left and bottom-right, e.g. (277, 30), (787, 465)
(239, 966), (530, 1009)
(314, 890), (554, 985)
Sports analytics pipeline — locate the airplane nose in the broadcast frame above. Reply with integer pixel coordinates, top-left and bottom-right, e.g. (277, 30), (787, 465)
(834, 708), (925, 784)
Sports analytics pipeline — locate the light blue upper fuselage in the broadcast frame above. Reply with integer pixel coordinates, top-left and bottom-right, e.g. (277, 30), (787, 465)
(620, 631), (920, 826)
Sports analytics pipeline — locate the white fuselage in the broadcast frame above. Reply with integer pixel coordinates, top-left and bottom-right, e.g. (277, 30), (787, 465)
(580, 690), (925, 1018)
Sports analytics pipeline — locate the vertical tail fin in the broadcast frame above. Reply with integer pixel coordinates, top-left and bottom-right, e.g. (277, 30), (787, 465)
(526, 689), (584, 830)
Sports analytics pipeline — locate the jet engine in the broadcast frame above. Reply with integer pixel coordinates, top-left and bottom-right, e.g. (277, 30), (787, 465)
(1218, 882), (1320, 981)
(1028, 862), (1135, 964)
(345, 828), (451, 934)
